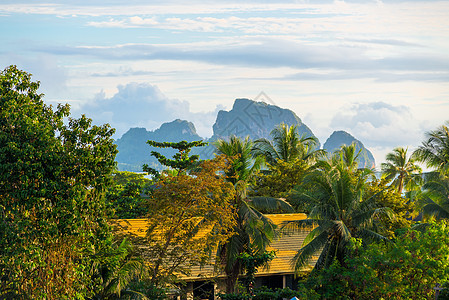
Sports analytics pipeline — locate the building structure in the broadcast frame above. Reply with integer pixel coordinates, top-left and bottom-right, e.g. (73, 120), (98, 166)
(112, 213), (316, 299)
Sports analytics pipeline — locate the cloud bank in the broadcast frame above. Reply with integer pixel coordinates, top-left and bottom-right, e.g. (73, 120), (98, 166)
(330, 101), (423, 149)
(75, 82), (222, 138)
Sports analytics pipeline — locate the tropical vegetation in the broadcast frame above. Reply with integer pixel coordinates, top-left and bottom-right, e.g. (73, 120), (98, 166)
(381, 146), (422, 193)
(3, 65), (449, 299)
(214, 135), (294, 293)
(285, 144), (393, 271)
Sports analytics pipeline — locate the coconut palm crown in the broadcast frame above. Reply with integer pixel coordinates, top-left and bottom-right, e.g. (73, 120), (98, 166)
(420, 170), (449, 220)
(252, 123), (323, 166)
(414, 122), (449, 173)
(381, 147), (422, 194)
(285, 148), (393, 271)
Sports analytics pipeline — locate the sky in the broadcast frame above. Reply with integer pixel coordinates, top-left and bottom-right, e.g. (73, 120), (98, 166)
(1, 0), (449, 169)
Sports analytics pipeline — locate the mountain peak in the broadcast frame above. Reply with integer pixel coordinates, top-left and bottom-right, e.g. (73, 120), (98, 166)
(212, 98), (315, 141)
(156, 119), (198, 138)
(114, 119), (202, 171)
(323, 130), (375, 168)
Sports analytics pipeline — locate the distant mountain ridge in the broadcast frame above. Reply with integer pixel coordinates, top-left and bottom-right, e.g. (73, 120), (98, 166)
(115, 119), (202, 171)
(323, 130), (375, 168)
(115, 99), (375, 171)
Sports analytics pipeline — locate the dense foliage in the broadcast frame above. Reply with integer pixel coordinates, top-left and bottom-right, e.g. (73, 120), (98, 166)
(0, 66), (117, 298)
(106, 171), (153, 219)
(300, 221), (449, 299)
(138, 141), (237, 287)
(286, 145), (393, 271)
(365, 178), (416, 238)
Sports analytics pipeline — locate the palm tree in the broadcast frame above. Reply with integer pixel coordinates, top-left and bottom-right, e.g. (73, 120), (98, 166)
(214, 135), (293, 293)
(331, 142), (361, 171)
(285, 156), (392, 271)
(414, 122), (449, 173)
(252, 123), (323, 166)
(381, 147), (422, 194)
(420, 171), (449, 220)
(89, 239), (147, 300)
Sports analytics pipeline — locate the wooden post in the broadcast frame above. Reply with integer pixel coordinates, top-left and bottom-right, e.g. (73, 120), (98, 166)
(186, 282), (194, 300)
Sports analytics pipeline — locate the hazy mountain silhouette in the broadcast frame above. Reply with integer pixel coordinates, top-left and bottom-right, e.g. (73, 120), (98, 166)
(115, 119), (202, 171)
(323, 130), (376, 168)
(115, 99), (375, 171)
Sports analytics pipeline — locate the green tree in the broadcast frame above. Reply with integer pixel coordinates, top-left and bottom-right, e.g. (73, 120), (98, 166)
(250, 158), (310, 200)
(89, 239), (146, 300)
(420, 171), (449, 220)
(414, 121), (449, 173)
(252, 123), (323, 166)
(139, 156), (237, 287)
(365, 178), (417, 239)
(331, 142), (362, 171)
(106, 171), (153, 219)
(381, 147), (422, 193)
(304, 221), (449, 299)
(143, 140), (207, 176)
(214, 136), (293, 293)
(286, 152), (392, 272)
(238, 251), (275, 296)
(0, 66), (117, 298)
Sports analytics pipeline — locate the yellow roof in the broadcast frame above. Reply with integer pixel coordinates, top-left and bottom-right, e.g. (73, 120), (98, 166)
(111, 213), (316, 280)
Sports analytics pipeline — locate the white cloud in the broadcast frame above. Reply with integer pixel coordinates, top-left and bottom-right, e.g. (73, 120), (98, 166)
(330, 101), (423, 149)
(74, 82), (221, 138)
(87, 18), (128, 28)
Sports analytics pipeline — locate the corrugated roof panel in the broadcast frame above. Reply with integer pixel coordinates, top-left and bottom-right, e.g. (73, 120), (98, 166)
(111, 213), (317, 280)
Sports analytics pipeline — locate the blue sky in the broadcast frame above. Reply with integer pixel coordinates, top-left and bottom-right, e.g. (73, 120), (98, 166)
(2, 0), (449, 168)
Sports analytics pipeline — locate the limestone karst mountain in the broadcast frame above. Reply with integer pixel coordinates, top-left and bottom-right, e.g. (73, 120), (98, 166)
(195, 98), (319, 159)
(115, 99), (321, 171)
(323, 130), (376, 168)
(115, 99), (377, 172)
(115, 119), (202, 171)
(212, 98), (316, 141)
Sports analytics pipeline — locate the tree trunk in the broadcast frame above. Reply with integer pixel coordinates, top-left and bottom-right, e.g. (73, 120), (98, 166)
(225, 263), (241, 294)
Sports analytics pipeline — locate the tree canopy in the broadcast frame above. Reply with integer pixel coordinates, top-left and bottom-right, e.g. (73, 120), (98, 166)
(381, 147), (422, 193)
(0, 65), (118, 298)
(252, 123), (322, 165)
(141, 156), (237, 287)
(286, 147), (392, 271)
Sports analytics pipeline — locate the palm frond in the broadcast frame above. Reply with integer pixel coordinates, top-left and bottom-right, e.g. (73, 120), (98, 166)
(414, 122), (449, 171)
(332, 220), (352, 242)
(249, 196), (294, 213)
(252, 138), (279, 164)
(422, 202), (449, 220)
(352, 207), (395, 228)
(217, 227), (248, 273)
(239, 201), (277, 253)
(292, 229), (328, 271)
(301, 223), (333, 246)
(357, 228), (390, 244)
